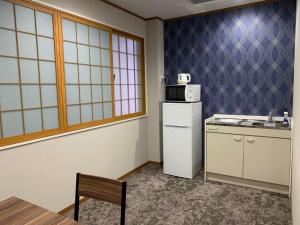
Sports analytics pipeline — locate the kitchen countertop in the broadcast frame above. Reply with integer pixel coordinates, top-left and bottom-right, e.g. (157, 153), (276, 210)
(206, 117), (291, 130)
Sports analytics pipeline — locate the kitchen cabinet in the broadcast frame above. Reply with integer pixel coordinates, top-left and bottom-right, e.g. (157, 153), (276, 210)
(207, 133), (243, 178)
(205, 116), (292, 195)
(243, 136), (291, 185)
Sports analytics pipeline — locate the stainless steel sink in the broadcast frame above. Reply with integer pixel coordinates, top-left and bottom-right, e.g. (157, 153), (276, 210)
(250, 121), (289, 128)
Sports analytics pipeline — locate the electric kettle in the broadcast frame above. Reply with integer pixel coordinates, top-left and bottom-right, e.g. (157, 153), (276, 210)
(177, 73), (191, 84)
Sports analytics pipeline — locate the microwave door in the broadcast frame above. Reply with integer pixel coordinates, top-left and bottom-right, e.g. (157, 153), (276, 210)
(166, 86), (186, 102)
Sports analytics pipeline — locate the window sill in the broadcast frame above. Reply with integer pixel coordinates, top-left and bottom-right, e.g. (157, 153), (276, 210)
(0, 115), (147, 152)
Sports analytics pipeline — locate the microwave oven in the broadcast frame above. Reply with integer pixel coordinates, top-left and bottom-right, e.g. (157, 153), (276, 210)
(165, 84), (201, 102)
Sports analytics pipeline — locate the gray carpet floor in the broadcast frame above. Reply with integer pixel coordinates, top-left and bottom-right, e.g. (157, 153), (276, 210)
(65, 165), (292, 225)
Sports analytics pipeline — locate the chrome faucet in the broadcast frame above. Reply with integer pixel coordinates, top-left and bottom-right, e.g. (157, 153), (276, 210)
(268, 111), (273, 122)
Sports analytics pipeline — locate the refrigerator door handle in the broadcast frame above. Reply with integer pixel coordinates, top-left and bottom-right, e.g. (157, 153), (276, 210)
(164, 125), (190, 128)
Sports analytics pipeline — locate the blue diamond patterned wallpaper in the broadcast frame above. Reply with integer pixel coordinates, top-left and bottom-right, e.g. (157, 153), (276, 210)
(164, 0), (296, 119)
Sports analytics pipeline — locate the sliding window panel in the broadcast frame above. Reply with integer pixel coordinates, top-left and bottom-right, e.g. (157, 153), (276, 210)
(112, 33), (145, 117)
(62, 17), (115, 128)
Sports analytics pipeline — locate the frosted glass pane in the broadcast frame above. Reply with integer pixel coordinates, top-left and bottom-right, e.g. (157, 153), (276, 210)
(115, 101), (121, 116)
(0, 57), (19, 83)
(101, 49), (110, 67)
(65, 63), (78, 84)
(119, 36), (126, 53)
(90, 47), (100, 66)
(0, 85), (21, 110)
(43, 107), (58, 130)
(0, 1), (15, 29)
(67, 105), (80, 125)
(0, 29), (17, 57)
(128, 70), (135, 84)
(2, 111), (23, 137)
(93, 103), (103, 121)
(113, 52), (119, 68)
(127, 39), (134, 54)
(64, 42), (77, 63)
(22, 85), (40, 109)
(80, 85), (91, 103)
(77, 23), (88, 44)
(41, 85), (57, 107)
(121, 85), (128, 100)
(79, 65), (90, 84)
(15, 5), (35, 33)
(128, 54), (134, 70)
(103, 102), (112, 119)
(121, 69), (128, 84)
(122, 100), (129, 115)
(120, 53), (127, 68)
(18, 33), (37, 59)
(38, 37), (55, 60)
(102, 85), (112, 102)
(78, 44), (89, 64)
(136, 85), (142, 98)
(102, 67), (111, 84)
(81, 104), (92, 123)
(129, 85), (135, 99)
(112, 35), (118, 51)
(91, 66), (101, 84)
(129, 99), (136, 113)
(24, 109), (42, 133)
(136, 99), (142, 112)
(89, 27), (100, 47)
(114, 69), (120, 84)
(134, 40), (141, 55)
(114, 85), (121, 100)
(92, 85), (102, 102)
(40, 61), (56, 84)
(135, 70), (142, 84)
(63, 19), (76, 42)
(135, 56), (141, 70)
(66, 85), (79, 104)
(20, 59), (39, 83)
(100, 30), (109, 48)
(36, 11), (53, 37)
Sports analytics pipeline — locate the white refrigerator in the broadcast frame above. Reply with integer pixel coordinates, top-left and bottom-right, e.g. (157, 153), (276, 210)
(163, 102), (202, 179)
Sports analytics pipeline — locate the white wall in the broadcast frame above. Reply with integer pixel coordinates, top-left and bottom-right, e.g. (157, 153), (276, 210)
(146, 19), (165, 162)
(36, 0), (146, 37)
(293, 0), (300, 224)
(0, 0), (149, 212)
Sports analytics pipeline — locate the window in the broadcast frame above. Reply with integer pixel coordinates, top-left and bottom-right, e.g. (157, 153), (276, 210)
(112, 33), (144, 117)
(0, 0), (145, 147)
(0, 0), (62, 145)
(62, 16), (113, 129)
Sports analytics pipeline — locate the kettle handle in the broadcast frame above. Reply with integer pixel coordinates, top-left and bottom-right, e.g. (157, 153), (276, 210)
(187, 74), (191, 82)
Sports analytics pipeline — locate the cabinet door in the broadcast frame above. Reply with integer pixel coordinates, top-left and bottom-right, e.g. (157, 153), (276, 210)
(207, 133), (243, 177)
(243, 136), (290, 185)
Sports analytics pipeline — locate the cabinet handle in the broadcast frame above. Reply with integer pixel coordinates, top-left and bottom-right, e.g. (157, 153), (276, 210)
(208, 127), (217, 131)
(233, 136), (242, 142)
(247, 139), (255, 143)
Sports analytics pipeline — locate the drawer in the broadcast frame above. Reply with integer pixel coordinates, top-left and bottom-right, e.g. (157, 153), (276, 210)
(205, 125), (291, 139)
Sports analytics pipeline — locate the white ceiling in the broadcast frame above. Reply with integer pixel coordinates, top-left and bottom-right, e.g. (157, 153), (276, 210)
(105, 0), (266, 20)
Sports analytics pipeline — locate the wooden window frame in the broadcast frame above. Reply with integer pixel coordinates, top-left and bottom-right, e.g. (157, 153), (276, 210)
(0, 0), (146, 147)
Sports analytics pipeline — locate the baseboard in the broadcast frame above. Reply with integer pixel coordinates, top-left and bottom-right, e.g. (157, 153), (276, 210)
(58, 197), (89, 215)
(58, 160), (162, 215)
